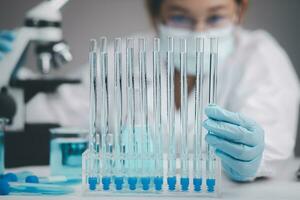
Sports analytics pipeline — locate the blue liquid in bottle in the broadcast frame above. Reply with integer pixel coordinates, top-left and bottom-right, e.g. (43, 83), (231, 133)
(50, 138), (88, 177)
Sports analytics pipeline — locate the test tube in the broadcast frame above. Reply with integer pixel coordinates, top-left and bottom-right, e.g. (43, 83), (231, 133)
(113, 38), (124, 190)
(126, 38), (137, 190)
(137, 38), (151, 190)
(99, 37), (108, 152)
(152, 38), (163, 191)
(99, 37), (111, 190)
(89, 39), (98, 154)
(103, 133), (114, 190)
(206, 38), (218, 192)
(166, 37), (176, 191)
(193, 37), (204, 192)
(180, 38), (189, 191)
(87, 39), (99, 191)
(0, 118), (8, 175)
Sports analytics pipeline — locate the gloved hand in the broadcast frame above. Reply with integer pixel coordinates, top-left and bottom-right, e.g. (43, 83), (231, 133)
(203, 105), (264, 182)
(0, 30), (15, 60)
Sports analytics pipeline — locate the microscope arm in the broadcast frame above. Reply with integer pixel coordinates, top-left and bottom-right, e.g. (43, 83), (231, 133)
(0, 0), (71, 88)
(0, 27), (35, 88)
(50, 0), (70, 10)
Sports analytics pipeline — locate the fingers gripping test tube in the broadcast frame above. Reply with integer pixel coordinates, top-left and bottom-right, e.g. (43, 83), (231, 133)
(113, 38), (124, 190)
(180, 38), (189, 191)
(193, 37), (204, 192)
(167, 37), (176, 191)
(153, 38), (163, 191)
(206, 38), (218, 192)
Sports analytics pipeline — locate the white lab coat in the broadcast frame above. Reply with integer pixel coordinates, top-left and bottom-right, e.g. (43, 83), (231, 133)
(27, 28), (300, 178)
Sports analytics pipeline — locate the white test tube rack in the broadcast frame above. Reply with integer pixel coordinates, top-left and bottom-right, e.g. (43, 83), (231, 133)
(82, 36), (221, 197)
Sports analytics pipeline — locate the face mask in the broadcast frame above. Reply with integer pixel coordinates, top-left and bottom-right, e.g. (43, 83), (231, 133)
(158, 24), (236, 75)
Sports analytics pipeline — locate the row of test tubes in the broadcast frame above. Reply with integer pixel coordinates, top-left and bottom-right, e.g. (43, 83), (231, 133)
(83, 36), (220, 195)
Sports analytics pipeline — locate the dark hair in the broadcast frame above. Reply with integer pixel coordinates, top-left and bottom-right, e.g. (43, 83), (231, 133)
(146, 0), (244, 20)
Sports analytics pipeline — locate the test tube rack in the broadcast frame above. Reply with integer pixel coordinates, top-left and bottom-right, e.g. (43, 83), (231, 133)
(82, 36), (221, 197)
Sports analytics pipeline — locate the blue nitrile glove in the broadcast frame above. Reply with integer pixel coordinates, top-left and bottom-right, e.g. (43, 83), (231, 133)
(203, 105), (264, 182)
(0, 30), (15, 60)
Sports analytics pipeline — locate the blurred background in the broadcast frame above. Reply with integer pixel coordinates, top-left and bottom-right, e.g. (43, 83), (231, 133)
(0, 0), (299, 159)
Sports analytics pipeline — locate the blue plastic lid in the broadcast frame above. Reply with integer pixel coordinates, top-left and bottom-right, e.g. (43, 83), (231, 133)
(154, 177), (163, 191)
(193, 178), (202, 192)
(114, 177), (124, 190)
(25, 175), (39, 183)
(102, 177), (111, 191)
(128, 177), (137, 190)
(180, 177), (189, 191)
(0, 179), (10, 195)
(167, 176), (176, 191)
(88, 177), (97, 191)
(3, 173), (17, 182)
(206, 178), (216, 192)
(141, 177), (150, 191)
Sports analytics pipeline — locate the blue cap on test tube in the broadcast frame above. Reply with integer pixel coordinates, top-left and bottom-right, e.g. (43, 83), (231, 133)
(128, 177), (137, 190)
(88, 177), (97, 191)
(114, 177), (124, 190)
(154, 177), (163, 191)
(180, 177), (189, 191)
(167, 176), (176, 191)
(102, 176), (111, 191)
(206, 178), (216, 192)
(141, 177), (150, 191)
(193, 178), (202, 192)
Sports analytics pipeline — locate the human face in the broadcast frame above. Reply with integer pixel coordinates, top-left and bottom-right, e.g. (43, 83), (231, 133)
(160, 0), (240, 31)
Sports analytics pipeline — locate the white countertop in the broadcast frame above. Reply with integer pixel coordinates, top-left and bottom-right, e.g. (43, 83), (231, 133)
(2, 159), (300, 200)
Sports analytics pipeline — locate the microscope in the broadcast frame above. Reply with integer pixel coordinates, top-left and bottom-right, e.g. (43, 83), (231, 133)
(0, 0), (79, 131)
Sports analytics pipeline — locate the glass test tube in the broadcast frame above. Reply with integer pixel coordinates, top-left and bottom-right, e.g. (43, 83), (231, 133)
(180, 38), (189, 191)
(89, 39), (98, 153)
(126, 38), (137, 190)
(99, 37), (108, 153)
(137, 38), (152, 191)
(193, 37), (205, 192)
(153, 38), (163, 191)
(113, 38), (124, 190)
(99, 37), (111, 190)
(103, 133), (114, 190)
(206, 38), (218, 193)
(0, 118), (8, 175)
(167, 37), (177, 191)
(138, 38), (149, 148)
(87, 39), (99, 190)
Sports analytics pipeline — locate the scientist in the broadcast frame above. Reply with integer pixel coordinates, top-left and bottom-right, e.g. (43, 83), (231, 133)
(0, 0), (299, 182)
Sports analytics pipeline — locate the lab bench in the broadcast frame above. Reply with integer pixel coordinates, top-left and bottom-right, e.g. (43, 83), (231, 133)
(3, 158), (300, 200)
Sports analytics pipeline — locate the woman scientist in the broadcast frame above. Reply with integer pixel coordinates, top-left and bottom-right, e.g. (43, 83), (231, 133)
(0, 0), (299, 182)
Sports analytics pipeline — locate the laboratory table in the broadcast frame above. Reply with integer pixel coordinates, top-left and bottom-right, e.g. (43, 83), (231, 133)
(2, 159), (300, 200)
